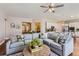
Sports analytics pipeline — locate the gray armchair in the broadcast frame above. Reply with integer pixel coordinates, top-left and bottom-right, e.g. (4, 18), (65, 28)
(6, 39), (25, 55)
(6, 35), (25, 55)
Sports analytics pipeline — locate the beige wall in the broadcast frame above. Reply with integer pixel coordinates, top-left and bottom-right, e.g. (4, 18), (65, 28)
(0, 17), (5, 39)
(0, 10), (5, 40)
(6, 17), (33, 36)
(6, 17), (44, 36)
(6, 17), (65, 37)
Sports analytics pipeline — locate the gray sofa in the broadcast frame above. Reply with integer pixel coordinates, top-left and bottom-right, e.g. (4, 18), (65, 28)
(42, 32), (74, 56)
(6, 33), (40, 55)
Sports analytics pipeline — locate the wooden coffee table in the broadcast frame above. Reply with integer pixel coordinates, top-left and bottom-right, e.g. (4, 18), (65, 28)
(23, 44), (51, 56)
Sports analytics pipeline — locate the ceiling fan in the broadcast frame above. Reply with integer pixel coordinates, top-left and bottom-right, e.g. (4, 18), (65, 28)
(40, 3), (64, 13)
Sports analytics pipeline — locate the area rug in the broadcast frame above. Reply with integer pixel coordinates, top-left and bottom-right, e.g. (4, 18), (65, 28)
(9, 51), (58, 56)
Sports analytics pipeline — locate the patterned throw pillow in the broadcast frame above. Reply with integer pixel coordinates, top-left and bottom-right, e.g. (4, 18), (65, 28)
(58, 36), (65, 44)
(10, 36), (18, 44)
(58, 32), (69, 44)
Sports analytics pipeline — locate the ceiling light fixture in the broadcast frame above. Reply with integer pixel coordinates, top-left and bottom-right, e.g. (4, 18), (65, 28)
(40, 3), (64, 13)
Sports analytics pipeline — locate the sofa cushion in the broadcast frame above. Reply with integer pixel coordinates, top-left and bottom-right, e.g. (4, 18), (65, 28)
(24, 34), (32, 40)
(24, 40), (32, 44)
(47, 33), (59, 43)
(33, 33), (39, 39)
(10, 36), (18, 43)
(40, 33), (48, 39)
(50, 41), (62, 50)
(43, 39), (50, 46)
(43, 39), (62, 50)
(10, 42), (24, 48)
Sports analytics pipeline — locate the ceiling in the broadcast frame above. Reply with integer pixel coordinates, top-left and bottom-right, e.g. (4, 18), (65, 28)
(0, 3), (79, 21)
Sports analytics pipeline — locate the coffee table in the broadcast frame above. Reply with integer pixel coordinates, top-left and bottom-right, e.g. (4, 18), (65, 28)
(23, 44), (51, 56)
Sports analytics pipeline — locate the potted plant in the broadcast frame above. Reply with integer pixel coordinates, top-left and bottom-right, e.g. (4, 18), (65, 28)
(29, 38), (43, 53)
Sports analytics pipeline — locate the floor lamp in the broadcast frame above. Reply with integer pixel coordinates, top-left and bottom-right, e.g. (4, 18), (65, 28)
(4, 18), (8, 40)
(5, 18), (6, 39)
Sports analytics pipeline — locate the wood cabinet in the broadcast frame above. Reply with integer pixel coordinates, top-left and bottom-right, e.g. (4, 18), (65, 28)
(0, 40), (6, 55)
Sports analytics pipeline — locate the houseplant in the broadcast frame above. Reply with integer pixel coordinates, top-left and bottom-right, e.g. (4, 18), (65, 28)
(29, 38), (43, 53)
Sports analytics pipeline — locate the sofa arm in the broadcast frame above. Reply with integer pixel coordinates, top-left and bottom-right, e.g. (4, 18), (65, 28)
(62, 37), (74, 56)
(43, 39), (49, 46)
(61, 37), (73, 47)
(60, 36), (73, 45)
(6, 41), (11, 55)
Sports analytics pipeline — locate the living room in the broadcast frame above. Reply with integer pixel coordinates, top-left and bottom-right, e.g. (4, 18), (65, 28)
(0, 3), (79, 56)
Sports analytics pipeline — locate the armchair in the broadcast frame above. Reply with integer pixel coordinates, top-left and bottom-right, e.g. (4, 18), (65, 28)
(6, 35), (25, 55)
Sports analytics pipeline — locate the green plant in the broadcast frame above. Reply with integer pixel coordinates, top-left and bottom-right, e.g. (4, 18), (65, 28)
(29, 38), (42, 49)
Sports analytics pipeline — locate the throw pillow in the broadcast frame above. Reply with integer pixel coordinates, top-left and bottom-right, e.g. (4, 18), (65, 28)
(18, 38), (22, 42)
(40, 33), (48, 39)
(58, 35), (66, 44)
(10, 36), (18, 43)
(47, 33), (59, 43)
(24, 40), (32, 44)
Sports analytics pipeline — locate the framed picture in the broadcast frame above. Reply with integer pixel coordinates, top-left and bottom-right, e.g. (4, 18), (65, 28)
(35, 22), (41, 33)
(22, 22), (31, 34)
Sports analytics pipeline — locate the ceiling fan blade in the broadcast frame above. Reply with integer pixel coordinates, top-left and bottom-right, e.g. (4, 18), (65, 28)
(43, 9), (49, 13)
(54, 4), (64, 8)
(40, 6), (48, 8)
